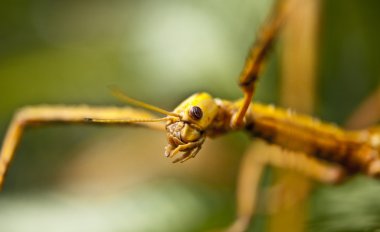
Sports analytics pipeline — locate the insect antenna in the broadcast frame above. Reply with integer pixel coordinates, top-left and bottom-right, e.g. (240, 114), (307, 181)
(84, 117), (170, 124)
(109, 86), (181, 118)
(84, 86), (180, 124)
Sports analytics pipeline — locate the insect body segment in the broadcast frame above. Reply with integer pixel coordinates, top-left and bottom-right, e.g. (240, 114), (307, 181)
(245, 103), (380, 177)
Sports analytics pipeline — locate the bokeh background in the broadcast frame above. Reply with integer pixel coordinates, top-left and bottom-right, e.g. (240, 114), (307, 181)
(0, 0), (380, 231)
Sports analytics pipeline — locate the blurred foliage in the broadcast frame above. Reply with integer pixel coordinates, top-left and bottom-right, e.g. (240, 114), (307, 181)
(0, 0), (380, 232)
(310, 176), (380, 232)
(317, 0), (380, 122)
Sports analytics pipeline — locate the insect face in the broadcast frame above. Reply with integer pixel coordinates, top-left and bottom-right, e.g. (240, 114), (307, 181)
(164, 93), (219, 163)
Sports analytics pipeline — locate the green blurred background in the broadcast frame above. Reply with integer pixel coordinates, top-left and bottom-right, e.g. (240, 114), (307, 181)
(0, 0), (380, 231)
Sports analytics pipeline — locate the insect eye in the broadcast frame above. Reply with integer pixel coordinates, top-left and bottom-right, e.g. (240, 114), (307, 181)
(189, 106), (203, 120)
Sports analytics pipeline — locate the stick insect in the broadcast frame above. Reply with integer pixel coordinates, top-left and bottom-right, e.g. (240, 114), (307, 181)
(1, 0), (380, 231)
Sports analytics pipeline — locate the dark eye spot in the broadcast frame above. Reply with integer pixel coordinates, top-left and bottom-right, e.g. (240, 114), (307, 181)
(189, 106), (203, 120)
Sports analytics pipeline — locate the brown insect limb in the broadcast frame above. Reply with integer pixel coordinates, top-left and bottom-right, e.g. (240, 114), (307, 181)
(345, 86), (380, 130)
(165, 138), (204, 162)
(231, 0), (297, 128)
(0, 105), (164, 187)
(226, 141), (345, 232)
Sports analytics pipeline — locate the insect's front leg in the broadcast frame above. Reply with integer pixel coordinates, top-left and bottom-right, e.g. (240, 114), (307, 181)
(231, 0), (296, 128)
(226, 140), (345, 232)
(165, 138), (205, 163)
(0, 105), (164, 186)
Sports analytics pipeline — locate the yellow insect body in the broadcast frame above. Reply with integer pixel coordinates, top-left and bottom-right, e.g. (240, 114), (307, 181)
(246, 103), (380, 177)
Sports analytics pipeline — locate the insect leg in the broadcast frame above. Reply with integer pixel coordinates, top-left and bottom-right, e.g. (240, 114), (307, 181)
(226, 140), (345, 232)
(174, 146), (202, 163)
(0, 105), (164, 186)
(231, 0), (296, 128)
(345, 86), (380, 129)
(166, 139), (204, 160)
(172, 151), (191, 164)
